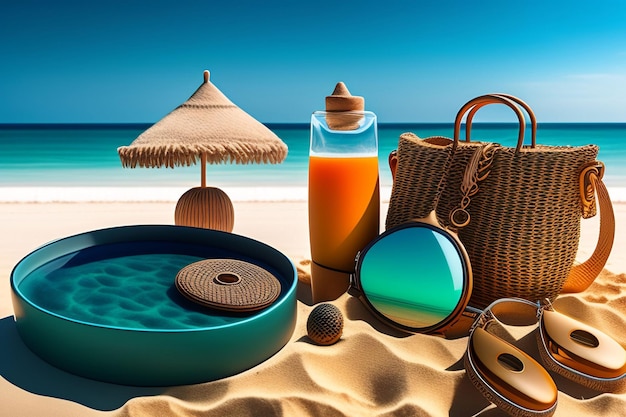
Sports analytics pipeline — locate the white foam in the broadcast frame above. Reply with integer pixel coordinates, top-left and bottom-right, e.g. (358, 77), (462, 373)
(0, 186), (622, 204)
(0, 186), (309, 203)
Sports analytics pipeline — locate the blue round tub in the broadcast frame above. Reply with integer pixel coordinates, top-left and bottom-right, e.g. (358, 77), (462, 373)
(10, 225), (297, 386)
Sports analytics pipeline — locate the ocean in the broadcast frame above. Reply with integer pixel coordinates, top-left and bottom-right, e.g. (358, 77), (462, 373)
(1, 123), (625, 202)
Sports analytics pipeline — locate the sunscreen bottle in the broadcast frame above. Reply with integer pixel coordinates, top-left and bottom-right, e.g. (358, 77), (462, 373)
(308, 82), (380, 302)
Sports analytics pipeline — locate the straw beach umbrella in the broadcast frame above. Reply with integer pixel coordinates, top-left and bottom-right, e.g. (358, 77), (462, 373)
(118, 70), (288, 232)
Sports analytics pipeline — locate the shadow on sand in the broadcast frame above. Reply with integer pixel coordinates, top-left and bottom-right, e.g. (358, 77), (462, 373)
(0, 315), (164, 411)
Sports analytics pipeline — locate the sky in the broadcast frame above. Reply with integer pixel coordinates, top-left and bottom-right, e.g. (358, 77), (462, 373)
(1, 0), (625, 123)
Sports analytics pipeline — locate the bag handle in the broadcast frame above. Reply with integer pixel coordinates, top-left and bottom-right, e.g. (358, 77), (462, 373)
(454, 94), (529, 152)
(562, 163), (615, 293)
(389, 94), (533, 178)
(465, 94), (537, 148)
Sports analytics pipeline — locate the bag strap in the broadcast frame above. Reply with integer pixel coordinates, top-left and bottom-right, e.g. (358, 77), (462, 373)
(562, 163), (615, 293)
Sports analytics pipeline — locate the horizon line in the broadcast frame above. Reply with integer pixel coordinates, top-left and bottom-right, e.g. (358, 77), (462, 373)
(1, 121), (626, 128)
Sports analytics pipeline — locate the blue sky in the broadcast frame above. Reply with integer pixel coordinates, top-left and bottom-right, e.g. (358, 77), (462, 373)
(1, 0), (625, 123)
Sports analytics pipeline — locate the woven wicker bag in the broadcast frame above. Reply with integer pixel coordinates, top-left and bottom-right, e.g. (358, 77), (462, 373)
(386, 94), (615, 309)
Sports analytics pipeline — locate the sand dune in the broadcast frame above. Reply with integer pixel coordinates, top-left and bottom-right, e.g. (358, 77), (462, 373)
(1, 202), (625, 416)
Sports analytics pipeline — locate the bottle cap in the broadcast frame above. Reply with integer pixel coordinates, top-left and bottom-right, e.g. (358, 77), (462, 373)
(324, 82), (364, 130)
(325, 82), (365, 112)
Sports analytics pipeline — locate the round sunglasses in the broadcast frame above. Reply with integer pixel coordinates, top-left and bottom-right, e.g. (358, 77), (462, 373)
(349, 212), (475, 335)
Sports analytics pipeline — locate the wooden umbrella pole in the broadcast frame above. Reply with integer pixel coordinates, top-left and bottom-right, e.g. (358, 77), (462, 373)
(201, 153), (207, 188)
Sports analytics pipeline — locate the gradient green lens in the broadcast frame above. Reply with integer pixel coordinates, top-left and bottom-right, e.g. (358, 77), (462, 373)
(359, 225), (466, 329)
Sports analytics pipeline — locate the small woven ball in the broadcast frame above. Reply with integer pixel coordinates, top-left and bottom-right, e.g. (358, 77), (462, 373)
(307, 303), (344, 345)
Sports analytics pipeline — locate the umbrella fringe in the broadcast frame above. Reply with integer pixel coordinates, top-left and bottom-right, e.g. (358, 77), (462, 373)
(117, 143), (287, 168)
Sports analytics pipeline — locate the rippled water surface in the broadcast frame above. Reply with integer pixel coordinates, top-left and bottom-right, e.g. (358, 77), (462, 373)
(19, 245), (260, 330)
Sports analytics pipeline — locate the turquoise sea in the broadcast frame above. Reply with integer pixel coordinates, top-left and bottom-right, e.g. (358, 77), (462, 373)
(0, 123), (625, 202)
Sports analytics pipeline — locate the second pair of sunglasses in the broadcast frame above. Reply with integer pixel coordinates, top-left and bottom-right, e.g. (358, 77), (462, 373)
(349, 214), (626, 416)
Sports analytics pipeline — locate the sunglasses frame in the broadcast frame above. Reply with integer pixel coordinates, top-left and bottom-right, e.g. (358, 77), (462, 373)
(350, 213), (474, 335)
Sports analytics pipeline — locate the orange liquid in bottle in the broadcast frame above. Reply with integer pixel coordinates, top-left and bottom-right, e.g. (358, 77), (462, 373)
(308, 154), (380, 273)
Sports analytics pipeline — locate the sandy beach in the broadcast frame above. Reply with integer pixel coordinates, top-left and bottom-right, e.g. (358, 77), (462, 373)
(2, 200), (626, 416)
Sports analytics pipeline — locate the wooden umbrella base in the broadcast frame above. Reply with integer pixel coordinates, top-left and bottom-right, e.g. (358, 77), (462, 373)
(175, 186), (235, 232)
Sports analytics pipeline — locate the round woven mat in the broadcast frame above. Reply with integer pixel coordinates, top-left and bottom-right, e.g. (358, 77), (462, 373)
(175, 259), (281, 312)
